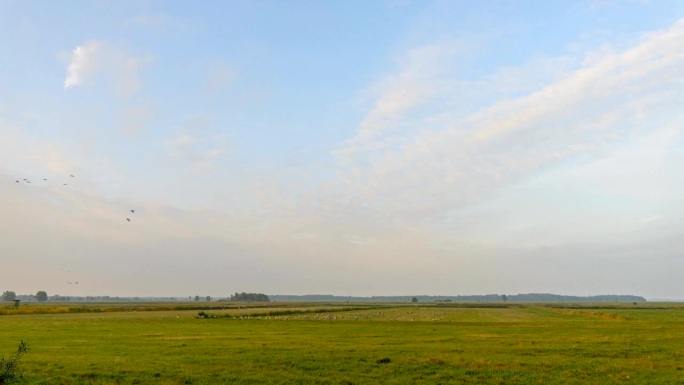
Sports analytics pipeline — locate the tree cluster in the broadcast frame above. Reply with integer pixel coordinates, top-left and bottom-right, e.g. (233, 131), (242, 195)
(2, 291), (49, 302)
(2, 291), (16, 301)
(229, 292), (270, 302)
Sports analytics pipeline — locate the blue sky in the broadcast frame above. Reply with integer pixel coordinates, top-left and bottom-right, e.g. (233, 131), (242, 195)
(2, 0), (683, 299)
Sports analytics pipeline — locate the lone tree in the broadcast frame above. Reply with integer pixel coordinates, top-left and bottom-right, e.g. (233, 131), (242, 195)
(411, 297), (418, 303)
(35, 291), (48, 302)
(1, 291), (16, 302)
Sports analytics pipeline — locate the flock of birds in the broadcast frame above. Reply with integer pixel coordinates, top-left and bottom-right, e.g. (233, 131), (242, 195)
(15, 173), (138, 287)
(15, 173), (135, 222)
(17, 173), (75, 185)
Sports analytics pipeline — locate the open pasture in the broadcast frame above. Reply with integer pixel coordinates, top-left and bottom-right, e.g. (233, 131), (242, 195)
(1, 302), (683, 384)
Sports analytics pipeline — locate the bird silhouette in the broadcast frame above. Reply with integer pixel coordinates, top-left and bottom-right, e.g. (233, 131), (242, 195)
(15, 180), (19, 183)
(130, 209), (135, 213)
(126, 218), (131, 222)
(70, 175), (75, 177)
(43, 178), (47, 181)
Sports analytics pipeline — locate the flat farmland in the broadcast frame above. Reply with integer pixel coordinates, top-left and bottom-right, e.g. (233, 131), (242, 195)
(1, 302), (683, 384)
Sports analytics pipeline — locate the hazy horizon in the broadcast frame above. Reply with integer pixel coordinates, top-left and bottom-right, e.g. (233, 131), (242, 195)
(2, 1), (683, 299)
(7, 291), (663, 302)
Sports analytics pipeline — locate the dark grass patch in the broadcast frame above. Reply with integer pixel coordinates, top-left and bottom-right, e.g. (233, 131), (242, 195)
(197, 305), (392, 319)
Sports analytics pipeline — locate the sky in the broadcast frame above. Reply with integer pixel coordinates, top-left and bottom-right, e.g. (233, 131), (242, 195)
(1, 0), (683, 299)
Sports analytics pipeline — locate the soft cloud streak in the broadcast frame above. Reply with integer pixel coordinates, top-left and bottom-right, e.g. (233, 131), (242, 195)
(165, 116), (230, 169)
(339, 43), (462, 157)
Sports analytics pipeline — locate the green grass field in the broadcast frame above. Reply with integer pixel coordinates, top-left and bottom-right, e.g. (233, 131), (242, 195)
(1, 302), (683, 384)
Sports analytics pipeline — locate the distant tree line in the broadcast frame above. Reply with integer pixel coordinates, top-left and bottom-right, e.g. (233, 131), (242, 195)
(48, 296), (213, 302)
(229, 292), (270, 302)
(49, 296), (195, 302)
(504, 293), (647, 303)
(269, 293), (647, 303)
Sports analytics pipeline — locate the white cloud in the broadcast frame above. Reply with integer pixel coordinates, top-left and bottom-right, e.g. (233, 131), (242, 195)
(63, 40), (102, 89)
(62, 40), (150, 95)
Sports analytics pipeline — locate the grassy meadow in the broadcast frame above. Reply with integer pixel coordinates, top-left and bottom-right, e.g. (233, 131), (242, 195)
(1, 302), (683, 384)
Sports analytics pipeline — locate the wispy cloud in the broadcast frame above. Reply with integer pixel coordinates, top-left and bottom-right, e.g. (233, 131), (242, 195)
(120, 104), (156, 135)
(638, 215), (663, 223)
(166, 116), (230, 169)
(125, 13), (193, 31)
(201, 61), (239, 98)
(339, 43), (462, 157)
(333, 18), (684, 222)
(0, 117), (76, 179)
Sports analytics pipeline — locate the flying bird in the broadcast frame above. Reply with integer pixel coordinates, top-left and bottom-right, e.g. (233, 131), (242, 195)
(15, 180), (19, 183)
(70, 175), (75, 177)
(130, 209), (135, 213)
(43, 178), (47, 180)
(126, 218), (131, 222)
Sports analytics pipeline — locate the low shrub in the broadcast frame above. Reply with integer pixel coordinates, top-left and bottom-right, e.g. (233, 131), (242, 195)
(0, 340), (29, 384)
